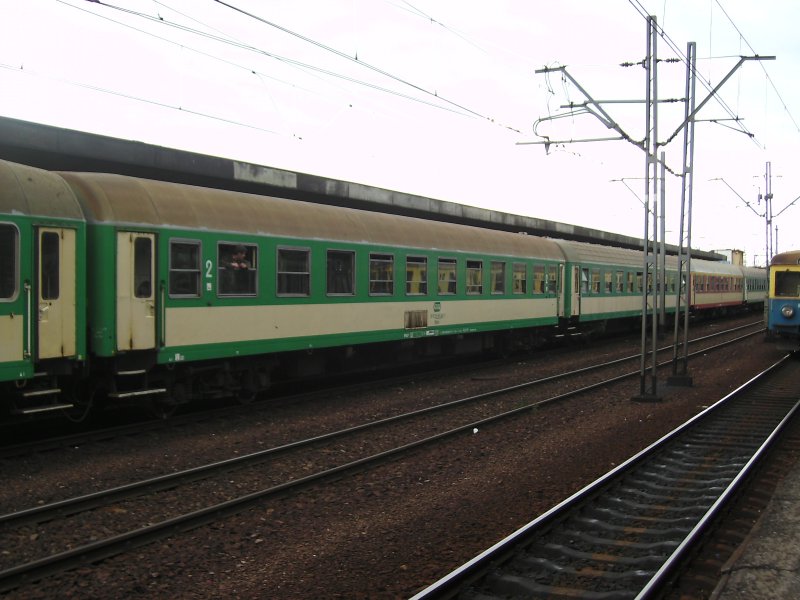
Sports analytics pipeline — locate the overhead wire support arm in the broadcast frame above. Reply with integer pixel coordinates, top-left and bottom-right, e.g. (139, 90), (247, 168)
(709, 177), (764, 218)
(664, 55), (776, 145)
(532, 65), (642, 149)
(774, 194), (800, 219)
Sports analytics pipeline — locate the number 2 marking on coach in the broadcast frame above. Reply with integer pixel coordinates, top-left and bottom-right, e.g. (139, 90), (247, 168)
(205, 259), (213, 278)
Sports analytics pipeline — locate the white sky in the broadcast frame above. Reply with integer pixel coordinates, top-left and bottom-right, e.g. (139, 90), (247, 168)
(2, 0), (799, 266)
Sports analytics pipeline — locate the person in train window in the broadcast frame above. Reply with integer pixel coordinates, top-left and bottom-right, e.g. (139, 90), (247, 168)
(224, 244), (250, 270)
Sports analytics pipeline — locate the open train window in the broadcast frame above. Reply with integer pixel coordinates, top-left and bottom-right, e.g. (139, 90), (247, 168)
(406, 256), (428, 295)
(466, 260), (483, 295)
(218, 243), (257, 296)
(580, 268), (589, 293)
(533, 265), (545, 294)
(169, 240), (201, 297)
(546, 265), (557, 294)
(369, 253), (394, 296)
(490, 262), (505, 294)
(277, 247), (310, 296)
(0, 224), (17, 300)
(437, 258), (457, 295)
(512, 263), (526, 294)
(327, 250), (354, 295)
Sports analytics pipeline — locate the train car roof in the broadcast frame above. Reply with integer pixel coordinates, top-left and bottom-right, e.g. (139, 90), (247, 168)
(691, 258), (744, 275)
(552, 239), (652, 269)
(58, 170), (566, 260)
(770, 250), (800, 266)
(741, 265), (767, 277)
(0, 159), (84, 220)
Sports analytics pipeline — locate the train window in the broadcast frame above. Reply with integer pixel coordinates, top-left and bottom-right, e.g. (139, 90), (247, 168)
(169, 240), (201, 297)
(490, 262), (505, 294)
(615, 271), (624, 293)
(40, 231), (60, 301)
(369, 253), (394, 296)
(626, 272), (634, 293)
(546, 265), (557, 293)
(533, 265), (545, 294)
(512, 263), (526, 294)
(466, 260), (483, 295)
(327, 250), (355, 295)
(437, 258), (457, 295)
(277, 248), (310, 296)
(580, 268), (589, 293)
(406, 256), (428, 295)
(775, 271), (800, 297)
(604, 271), (613, 294)
(0, 224), (17, 300)
(636, 272), (643, 293)
(134, 237), (152, 298)
(591, 270), (600, 294)
(218, 243), (257, 296)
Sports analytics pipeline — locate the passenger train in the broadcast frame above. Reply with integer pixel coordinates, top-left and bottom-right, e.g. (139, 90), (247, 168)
(767, 249), (800, 349)
(0, 159), (767, 421)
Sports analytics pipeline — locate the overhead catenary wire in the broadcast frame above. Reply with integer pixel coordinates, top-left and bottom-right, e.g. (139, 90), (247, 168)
(66, 0), (502, 126)
(210, 0), (500, 123)
(75, 0), (523, 131)
(712, 0), (800, 133)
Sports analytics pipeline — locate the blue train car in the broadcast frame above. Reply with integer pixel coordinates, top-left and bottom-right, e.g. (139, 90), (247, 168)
(767, 250), (800, 349)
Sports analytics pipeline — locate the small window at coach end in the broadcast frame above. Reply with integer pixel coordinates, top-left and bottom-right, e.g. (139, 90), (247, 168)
(0, 224), (17, 300)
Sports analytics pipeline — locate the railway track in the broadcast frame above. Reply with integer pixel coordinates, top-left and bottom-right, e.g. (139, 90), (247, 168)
(410, 354), (800, 600)
(0, 319), (763, 460)
(0, 321), (765, 593)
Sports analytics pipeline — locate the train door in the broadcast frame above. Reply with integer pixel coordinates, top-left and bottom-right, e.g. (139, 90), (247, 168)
(557, 264), (565, 317)
(571, 265), (581, 318)
(117, 232), (156, 351)
(37, 227), (77, 359)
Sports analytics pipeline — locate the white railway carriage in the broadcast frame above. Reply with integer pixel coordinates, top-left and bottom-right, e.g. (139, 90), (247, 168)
(690, 259), (749, 311)
(553, 239), (680, 330)
(58, 169), (571, 404)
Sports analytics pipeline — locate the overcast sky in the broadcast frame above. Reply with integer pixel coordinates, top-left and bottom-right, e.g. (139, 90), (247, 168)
(2, 0), (798, 265)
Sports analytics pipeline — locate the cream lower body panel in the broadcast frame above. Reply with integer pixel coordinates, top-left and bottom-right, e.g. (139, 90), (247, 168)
(165, 298), (557, 347)
(0, 315), (23, 361)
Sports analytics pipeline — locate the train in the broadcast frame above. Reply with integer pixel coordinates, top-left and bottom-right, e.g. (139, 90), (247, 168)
(767, 249), (800, 349)
(0, 158), (767, 421)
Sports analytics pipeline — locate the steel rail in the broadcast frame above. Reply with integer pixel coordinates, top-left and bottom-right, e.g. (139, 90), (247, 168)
(0, 328), (766, 592)
(0, 323), (763, 529)
(409, 354), (799, 599)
